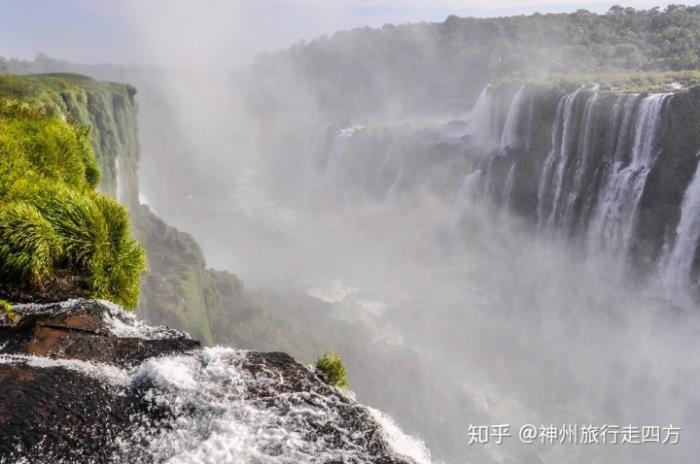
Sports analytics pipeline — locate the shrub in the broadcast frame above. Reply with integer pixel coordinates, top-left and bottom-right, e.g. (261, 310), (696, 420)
(0, 202), (58, 282)
(0, 89), (145, 309)
(90, 194), (146, 307)
(315, 351), (349, 388)
(0, 110), (98, 191)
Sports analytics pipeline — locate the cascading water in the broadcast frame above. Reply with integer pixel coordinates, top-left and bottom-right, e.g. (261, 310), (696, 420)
(536, 89), (582, 231)
(560, 93), (600, 232)
(585, 93), (669, 259)
(468, 83), (700, 301)
(115, 157), (124, 204)
(465, 84), (499, 150)
(0, 301), (433, 464)
(502, 162), (517, 210)
(499, 86), (526, 151)
(477, 86), (532, 206)
(662, 153), (700, 299)
(529, 89), (670, 257)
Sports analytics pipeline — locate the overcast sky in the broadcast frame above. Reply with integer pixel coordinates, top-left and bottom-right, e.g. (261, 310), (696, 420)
(0, 0), (677, 64)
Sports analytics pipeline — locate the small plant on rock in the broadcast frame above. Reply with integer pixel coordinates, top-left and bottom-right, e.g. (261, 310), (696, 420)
(315, 351), (349, 388)
(0, 299), (18, 324)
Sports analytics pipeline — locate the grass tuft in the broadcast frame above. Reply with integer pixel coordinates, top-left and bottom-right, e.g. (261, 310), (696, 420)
(315, 351), (349, 388)
(0, 78), (145, 308)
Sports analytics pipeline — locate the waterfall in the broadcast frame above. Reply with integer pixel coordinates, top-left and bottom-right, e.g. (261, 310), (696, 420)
(586, 93), (669, 258)
(466, 84), (499, 150)
(560, 93), (600, 233)
(533, 90), (669, 257)
(115, 157), (124, 203)
(662, 154), (700, 297)
(475, 86), (531, 204)
(502, 162), (517, 210)
(536, 89), (582, 230)
(499, 86), (525, 151)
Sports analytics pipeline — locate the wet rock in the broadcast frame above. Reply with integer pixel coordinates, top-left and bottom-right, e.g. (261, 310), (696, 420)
(0, 364), (155, 464)
(0, 299), (200, 366)
(0, 300), (419, 464)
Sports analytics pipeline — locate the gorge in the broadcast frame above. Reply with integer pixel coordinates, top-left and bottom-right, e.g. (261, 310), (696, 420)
(3, 4), (700, 464)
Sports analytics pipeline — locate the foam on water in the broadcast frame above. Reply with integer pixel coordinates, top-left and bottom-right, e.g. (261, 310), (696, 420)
(0, 354), (131, 386)
(0, 343), (431, 463)
(367, 408), (434, 464)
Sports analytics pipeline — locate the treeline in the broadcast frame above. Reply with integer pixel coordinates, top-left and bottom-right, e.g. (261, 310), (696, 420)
(250, 5), (700, 117)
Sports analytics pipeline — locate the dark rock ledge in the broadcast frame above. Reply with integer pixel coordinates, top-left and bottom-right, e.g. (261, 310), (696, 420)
(0, 299), (416, 464)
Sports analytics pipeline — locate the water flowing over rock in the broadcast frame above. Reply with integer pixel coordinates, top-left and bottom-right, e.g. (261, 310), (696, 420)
(465, 84), (499, 150)
(468, 84), (700, 303)
(304, 83), (700, 305)
(0, 300), (430, 464)
(661, 152), (700, 299)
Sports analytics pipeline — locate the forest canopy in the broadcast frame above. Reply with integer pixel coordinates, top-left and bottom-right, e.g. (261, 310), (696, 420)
(249, 5), (700, 116)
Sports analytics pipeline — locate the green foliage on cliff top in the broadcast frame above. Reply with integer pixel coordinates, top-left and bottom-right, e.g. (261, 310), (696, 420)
(251, 5), (700, 117)
(0, 75), (145, 308)
(497, 70), (700, 94)
(315, 351), (349, 388)
(0, 74), (139, 204)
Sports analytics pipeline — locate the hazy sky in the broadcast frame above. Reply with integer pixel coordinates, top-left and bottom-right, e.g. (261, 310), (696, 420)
(0, 0), (675, 64)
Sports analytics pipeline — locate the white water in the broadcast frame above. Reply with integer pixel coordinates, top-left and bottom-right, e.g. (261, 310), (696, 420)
(141, 348), (433, 464)
(662, 153), (700, 299)
(586, 93), (669, 258)
(1, 301), (431, 464)
(499, 86), (525, 151)
(115, 157), (123, 203)
(466, 84), (499, 151)
(560, 93), (599, 232)
(536, 89), (581, 231)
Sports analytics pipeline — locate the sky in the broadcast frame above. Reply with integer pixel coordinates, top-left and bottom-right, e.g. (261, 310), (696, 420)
(0, 0), (679, 64)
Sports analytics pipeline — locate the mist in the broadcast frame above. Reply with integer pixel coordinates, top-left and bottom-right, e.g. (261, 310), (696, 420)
(48, 2), (700, 463)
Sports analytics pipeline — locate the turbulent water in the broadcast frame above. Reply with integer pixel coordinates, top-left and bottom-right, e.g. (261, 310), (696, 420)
(240, 86), (700, 463)
(129, 77), (700, 463)
(0, 303), (431, 464)
(130, 348), (430, 464)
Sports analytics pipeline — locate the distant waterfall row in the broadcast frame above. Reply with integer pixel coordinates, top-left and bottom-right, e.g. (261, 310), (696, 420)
(302, 83), (700, 301)
(474, 83), (700, 300)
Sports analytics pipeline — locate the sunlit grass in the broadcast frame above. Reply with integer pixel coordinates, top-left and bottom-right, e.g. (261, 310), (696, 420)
(0, 80), (145, 308)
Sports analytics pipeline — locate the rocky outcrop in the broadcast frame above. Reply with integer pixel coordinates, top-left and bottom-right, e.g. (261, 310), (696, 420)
(0, 299), (199, 366)
(0, 300), (420, 464)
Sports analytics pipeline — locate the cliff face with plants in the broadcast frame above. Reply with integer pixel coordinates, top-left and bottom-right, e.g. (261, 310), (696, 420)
(0, 74), (428, 463)
(0, 75), (145, 307)
(0, 73), (248, 343)
(0, 74), (140, 205)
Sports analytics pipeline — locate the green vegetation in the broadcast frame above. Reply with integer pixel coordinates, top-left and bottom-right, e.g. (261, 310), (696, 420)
(501, 70), (700, 94)
(0, 75), (145, 308)
(252, 5), (700, 117)
(133, 206), (217, 343)
(0, 74), (139, 205)
(315, 351), (349, 388)
(0, 299), (18, 324)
